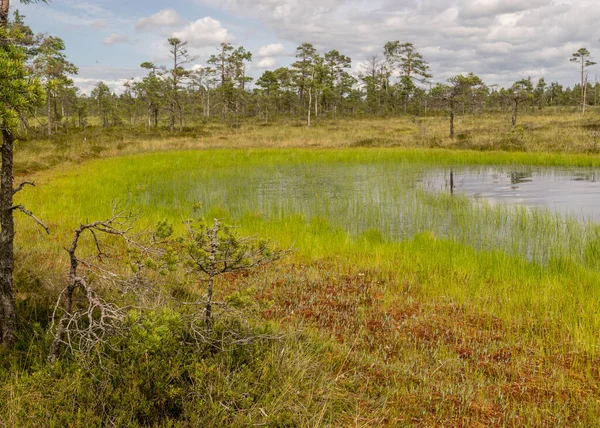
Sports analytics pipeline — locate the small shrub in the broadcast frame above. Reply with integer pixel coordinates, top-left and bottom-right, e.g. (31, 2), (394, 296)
(1, 309), (344, 427)
(496, 125), (527, 151)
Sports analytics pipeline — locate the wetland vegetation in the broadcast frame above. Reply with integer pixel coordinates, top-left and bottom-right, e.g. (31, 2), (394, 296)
(3, 1), (600, 425)
(4, 116), (600, 426)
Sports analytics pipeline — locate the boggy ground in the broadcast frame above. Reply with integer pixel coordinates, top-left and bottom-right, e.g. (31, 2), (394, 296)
(225, 259), (600, 426)
(14, 109), (600, 175)
(2, 111), (600, 426)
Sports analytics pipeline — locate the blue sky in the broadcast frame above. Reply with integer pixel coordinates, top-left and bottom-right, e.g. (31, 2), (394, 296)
(18, 0), (296, 92)
(14, 0), (600, 93)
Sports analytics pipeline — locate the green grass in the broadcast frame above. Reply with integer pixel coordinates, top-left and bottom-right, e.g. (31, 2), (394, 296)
(15, 147), (600, 352)
(5, 122), (600, 425)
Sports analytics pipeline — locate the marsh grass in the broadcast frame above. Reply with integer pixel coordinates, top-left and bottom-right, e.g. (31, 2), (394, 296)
(14, 109), (600, 174)
(5, 114), (600, 425)
(15, 148), (600, 351)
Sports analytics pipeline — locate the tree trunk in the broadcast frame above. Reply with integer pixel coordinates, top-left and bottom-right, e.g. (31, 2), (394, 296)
(179, 104), (183, 133)
(205, 275), (213, 332)
(307, 87), (312, 127)
(49, 226), (81, 363)
(0, 0), (8, 28)
(206, 90), (210, 119)
(47, 90), (52, 136)
(581, 59), (586, 115)
(449, 102), (455, 139)
(0, 129), (16, 348)
(205, 220), (219, 333)
(512, 100), (518, 127)
(61, 100), (65, 129)
(170, 102), (175, 133)
(0, 2), (16, 348)
(583, 77), (587, 115)
(64, 103), (69, 133)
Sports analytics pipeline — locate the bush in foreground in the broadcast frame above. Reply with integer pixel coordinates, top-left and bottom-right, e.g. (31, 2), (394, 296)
(1, 307), (345, 427)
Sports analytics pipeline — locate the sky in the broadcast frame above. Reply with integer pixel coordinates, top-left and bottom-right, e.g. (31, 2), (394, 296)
(13, 0), (600, 94)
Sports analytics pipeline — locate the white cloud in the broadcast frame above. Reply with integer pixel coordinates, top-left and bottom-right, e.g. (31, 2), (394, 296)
(23, 0), (600, 89)
(172, 17), (232, 48)
(73, 77), (130, 95)
(459, 0), (551, 20)
(201, 0), (345, 21)
(73, 66), (145, 95)
(258, 43), (286, 57)
(43, 10), (107, 28)
(103, 33), (129, 45)
(135, 8), (183, 31)
(257, 57), (277, 69)
(196, 0), (600, 87)
(22, 0), (133, 35)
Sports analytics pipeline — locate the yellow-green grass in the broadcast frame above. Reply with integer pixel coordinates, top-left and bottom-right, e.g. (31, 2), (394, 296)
(8, 143), (600, 425)
(18, 147), (600, 349)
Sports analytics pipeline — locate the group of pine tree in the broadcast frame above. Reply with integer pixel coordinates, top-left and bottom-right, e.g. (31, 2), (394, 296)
(6, 11), (600, 134)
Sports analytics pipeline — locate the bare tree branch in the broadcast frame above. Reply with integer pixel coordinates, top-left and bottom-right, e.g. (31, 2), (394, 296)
(13, 180), (35, 195)
(48, 205), (139, 363)
(12, 204), (49, 234)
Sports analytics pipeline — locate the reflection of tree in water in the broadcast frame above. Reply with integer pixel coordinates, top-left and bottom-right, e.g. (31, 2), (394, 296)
(509, 171), (533, 185)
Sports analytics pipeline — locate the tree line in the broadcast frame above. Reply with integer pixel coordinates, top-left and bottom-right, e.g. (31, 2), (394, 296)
(25, 36), (600, 135)
(3, 11), (594, 136)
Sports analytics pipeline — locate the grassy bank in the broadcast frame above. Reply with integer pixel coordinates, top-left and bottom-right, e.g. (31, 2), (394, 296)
(3, 119), (600, 425)
(14, 110), (600, 175)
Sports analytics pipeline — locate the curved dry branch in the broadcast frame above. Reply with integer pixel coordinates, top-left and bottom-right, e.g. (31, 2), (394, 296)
(13, 180), (34, 195)
(12, 204), (49, 234)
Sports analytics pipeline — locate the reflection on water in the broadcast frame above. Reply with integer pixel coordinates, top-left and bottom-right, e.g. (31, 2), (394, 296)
(423, 167), (600, 221)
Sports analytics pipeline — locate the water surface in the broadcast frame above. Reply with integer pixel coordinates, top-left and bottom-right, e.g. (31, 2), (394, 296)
(153, 161), (600, 267)
(422, 166), (600, 222)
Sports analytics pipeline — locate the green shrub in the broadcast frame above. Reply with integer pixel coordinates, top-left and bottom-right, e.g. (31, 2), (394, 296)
(1, 308), (345, 427)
